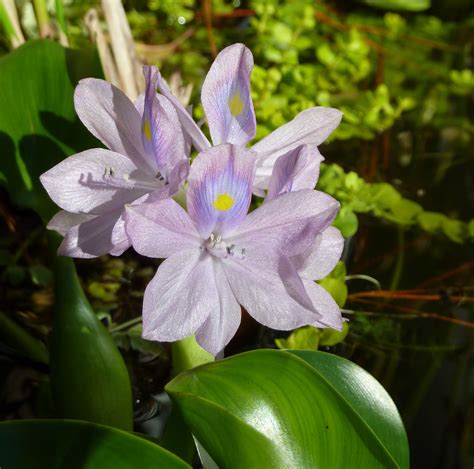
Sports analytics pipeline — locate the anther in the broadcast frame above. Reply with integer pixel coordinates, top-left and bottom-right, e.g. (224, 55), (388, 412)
(103, 167), (115, 178)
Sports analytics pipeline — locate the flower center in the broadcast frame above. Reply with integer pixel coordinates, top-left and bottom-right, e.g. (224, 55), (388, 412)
(213, 193), (235, 212)
(204, 233), (246, 260)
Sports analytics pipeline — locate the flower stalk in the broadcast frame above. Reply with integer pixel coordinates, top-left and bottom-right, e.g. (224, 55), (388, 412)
(172, 336), (214, 376)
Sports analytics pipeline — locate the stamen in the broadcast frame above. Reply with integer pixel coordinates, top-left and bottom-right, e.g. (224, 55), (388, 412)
(99, 169), (164, 192)
(103, 167), (115, 178)
(205, 235), (246, 260)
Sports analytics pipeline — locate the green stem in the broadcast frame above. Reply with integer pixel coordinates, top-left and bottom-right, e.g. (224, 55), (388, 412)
(161, 337), (214, 464)
(0, 0), (25, 48)
(0, 311), (49, 364)
(171, 335), (214, 376)
(389, 228), (405, 291)
(109, 316), (142, 333)
(32, 0), (51, 38)
(54, 0), (68, 45)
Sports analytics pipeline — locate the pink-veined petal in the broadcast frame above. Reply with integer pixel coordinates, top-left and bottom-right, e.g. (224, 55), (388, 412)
(195, 261), (241, 356)
(265, 145), (323, 202)
(296, 226), (344, 281)
(141, 250), (213, 343)
(125, 198), (201, 259)
(223, 255), (320, 330)
(74, 78), (149, 169)
(229, 190), (339, 258)
(305, 279), (343, 330)
(201, 43), (256, 146)
(142, 66), (187, 177)
(252, 107), (342, 168)
(57, 208), (128, 258)
(47, 210), (94, 235)
(187, 144), (256, 239)
(40, 148), (149, 215)
(155, 70), (211, 152)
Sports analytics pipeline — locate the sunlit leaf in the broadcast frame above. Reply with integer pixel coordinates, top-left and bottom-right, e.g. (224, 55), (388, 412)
(0, 40), (102, 221)
(167, 349), (409, 468)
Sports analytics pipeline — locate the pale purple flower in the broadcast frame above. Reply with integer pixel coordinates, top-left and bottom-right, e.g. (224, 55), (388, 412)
(154, 43), (342, 195)
(40, 66), (189, 258)
(264, 144), (345, 329)
(124, 143), (341, 355)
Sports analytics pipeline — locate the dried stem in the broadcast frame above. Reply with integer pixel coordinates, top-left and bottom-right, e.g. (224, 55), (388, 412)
(101, 0), (141, 99)
(349, 290), (473, 303)
(202, 0), (218, 58)
(350, 297), (474, 328)
(417, 260), (474, 288)
(84, 9), (121, 88)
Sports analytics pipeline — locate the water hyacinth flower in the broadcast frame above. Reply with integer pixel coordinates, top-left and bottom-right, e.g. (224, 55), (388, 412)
(40, 66), (189, 258)
(154, 43), (343, 195)
(125, 143), (342, 355)
(264, 143), (345, 327)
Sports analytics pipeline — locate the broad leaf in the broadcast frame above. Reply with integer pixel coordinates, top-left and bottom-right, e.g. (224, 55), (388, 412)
(167, 349), (409, 468)
(0, 419), (190, 469)
(290, 350), (409, 467)
(0, 40), (102, 221)
(50, 250), (133, 431)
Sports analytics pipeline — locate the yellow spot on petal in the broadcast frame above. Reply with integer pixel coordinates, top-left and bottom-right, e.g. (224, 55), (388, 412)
(228, 91), (245, 117)
(143, 119), (152, 140)
(213, 193), (235, 212)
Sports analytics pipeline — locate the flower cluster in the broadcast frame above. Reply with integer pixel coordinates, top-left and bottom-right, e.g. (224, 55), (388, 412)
(40, 44), (344, 355)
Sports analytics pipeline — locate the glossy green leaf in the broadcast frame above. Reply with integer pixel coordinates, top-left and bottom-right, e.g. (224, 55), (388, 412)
(290, 350), (409, 466)
(167, 349), (409, 469)
(0, 40), (102, 221)
(50, 252), (133, 431)
(0, 419), (190, 469)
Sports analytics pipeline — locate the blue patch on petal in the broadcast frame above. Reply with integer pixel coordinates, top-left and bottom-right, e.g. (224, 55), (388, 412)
(187, 144), (257, 238)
